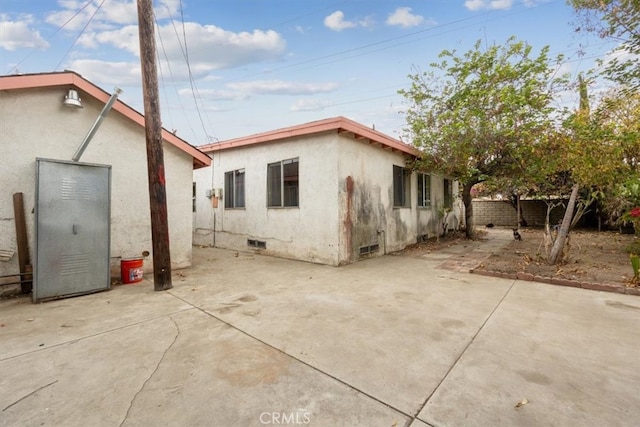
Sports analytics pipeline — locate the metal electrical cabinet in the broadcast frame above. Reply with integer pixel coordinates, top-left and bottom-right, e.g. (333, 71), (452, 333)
(34, 158), (111, 302)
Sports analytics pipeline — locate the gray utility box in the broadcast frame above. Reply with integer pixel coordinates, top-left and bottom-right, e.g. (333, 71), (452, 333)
(34, 158), (111, 302)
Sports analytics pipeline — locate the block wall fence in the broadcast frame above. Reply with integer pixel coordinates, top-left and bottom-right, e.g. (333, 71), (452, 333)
(471, 199), (569, 227)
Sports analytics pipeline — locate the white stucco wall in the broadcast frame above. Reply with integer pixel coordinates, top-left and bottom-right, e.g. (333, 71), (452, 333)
(416, 175), (462, 240)
(0, 87), (195, 281)
(192, 130), (462, 266)
(336, 138), (428, 261)
(336, 138), (461, 263)
(193, 133), (341, 265)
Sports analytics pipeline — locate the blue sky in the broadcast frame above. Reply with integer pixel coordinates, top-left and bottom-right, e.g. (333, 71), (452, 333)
(0, 0), (619, 145)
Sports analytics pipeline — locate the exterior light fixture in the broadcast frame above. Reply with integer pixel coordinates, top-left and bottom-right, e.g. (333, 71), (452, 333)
(63, 88), (83, 108)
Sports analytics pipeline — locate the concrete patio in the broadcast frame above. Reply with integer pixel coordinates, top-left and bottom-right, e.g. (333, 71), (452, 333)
(1, 230), (639, 426)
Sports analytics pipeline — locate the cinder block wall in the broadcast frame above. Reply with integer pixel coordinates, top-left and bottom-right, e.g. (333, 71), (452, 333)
(472, 199), (568, 227)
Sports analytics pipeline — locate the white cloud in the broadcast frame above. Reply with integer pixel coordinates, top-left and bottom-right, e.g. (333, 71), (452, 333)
(74, 21), (286, 77)
(290, 98), (333, 112)
(176, 80), (338, 102)
(386, 7), (425, 28)
(83, 24), (140, 53)
(0, 16), (49, 51)
(40, 1), (286, 80)
(178, 88), (246, 101)
(491, 0), (513, 8)
(324, 11), (357, 31)
(227, 80), (339, 96)
(65, 59), (142, 85)
(464, 0), (513, 11)
(160, 23), (286, 70)
(46, 0), (181, 31)
(523, 0), (552, 6)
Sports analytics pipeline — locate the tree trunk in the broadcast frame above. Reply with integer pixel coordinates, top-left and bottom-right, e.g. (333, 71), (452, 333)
(548, 183), (579, 265)
(462, 182), (476, 238)
(508, 195), (528, 226)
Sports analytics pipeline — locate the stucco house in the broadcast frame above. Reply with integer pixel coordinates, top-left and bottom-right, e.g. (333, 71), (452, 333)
(0, 71), (210, 299)
(193, 116), (460, 266)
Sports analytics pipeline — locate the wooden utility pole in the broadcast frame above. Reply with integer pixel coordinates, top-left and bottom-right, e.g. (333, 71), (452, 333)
(137, 0), (172, 291)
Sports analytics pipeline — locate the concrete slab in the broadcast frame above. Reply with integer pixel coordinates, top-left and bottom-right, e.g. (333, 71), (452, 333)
(1, 307), (408, 427)
(170, 248), (514, 416)
(1, 230), (637, 427)
(419, 281), (640, 427)
(0, 281), (192, 360)
(1, 310), (184, 426)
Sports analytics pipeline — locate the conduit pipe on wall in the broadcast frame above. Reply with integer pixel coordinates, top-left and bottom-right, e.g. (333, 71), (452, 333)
(72, 87), (123, 162)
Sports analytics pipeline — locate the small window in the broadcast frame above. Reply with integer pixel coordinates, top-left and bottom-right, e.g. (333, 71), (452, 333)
(192, 182), (196, 212)
(393, 165), (411, 207)
(417, 173), (431, 208)
(444, 178), (453, 209)
(225, 169), (245, 208)
(268, 158), (299, 207)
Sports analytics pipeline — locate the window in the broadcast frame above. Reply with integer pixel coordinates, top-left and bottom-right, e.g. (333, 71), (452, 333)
(267, 158), (299, 207)
(417, 173), (431, 208)
(225, 169), (245, 208)
(393, 165), (411, 207)
(192, 182), (196, 212)
(444, 178), (453, 209)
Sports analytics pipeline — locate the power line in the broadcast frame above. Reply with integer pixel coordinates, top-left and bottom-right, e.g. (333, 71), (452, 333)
(156, 6), (199, 142)
(158, 0), (215, 143)
(54, 0), (107, 71)
(6, 0), (95, 74)
(178, 0), (215, 142)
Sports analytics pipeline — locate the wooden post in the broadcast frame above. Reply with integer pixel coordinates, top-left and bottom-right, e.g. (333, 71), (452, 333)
(12, 193), (32, 293)
(136, 0), (172, 291)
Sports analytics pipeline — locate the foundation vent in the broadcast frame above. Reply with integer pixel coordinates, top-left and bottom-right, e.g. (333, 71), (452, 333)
(359, 243), (380, 256)
(247, 239), (267, 249)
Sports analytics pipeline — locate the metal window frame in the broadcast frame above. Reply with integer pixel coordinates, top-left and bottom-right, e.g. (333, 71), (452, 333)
(418, 173), (431, 208)
(267, 157), (299, 208)
(224, 168), (245, 209)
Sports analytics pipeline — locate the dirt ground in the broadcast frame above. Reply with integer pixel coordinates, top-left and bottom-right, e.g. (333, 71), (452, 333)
(406, 227), (639, 287)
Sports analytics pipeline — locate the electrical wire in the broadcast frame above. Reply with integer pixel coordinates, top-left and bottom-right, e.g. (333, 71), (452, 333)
(178, 0), (215, 142)
(6, 0), (95, 74)
(155, 9), (199, 142)
(54, 0), (107, 71)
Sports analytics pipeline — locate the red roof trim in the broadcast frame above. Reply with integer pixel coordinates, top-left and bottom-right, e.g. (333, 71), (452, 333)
(0, 71), (211, 169)
(198, 116), (420, 158)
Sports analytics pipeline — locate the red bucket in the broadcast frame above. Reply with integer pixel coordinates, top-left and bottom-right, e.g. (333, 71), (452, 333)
(121, 258), (144, 284)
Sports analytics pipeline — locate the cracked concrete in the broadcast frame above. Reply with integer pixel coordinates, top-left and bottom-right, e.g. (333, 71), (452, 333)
(1, 229), (639, 426)
(119, 316), (181, 427)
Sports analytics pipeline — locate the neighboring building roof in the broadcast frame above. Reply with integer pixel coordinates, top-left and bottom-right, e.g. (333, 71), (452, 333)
(0, 71), (210, 169)
(198, 116), (421, 158)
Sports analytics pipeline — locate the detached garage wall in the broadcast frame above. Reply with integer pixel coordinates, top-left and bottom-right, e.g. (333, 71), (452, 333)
(0, 87), (195, 279)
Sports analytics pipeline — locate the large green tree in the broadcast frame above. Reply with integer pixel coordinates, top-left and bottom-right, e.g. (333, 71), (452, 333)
(399, 37), (566, 237)
(569, 0), (640, 89)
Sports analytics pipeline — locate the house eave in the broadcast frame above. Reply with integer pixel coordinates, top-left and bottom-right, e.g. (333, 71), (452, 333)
(0, 71), (211, 169)
(198, 116), (421, 159)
